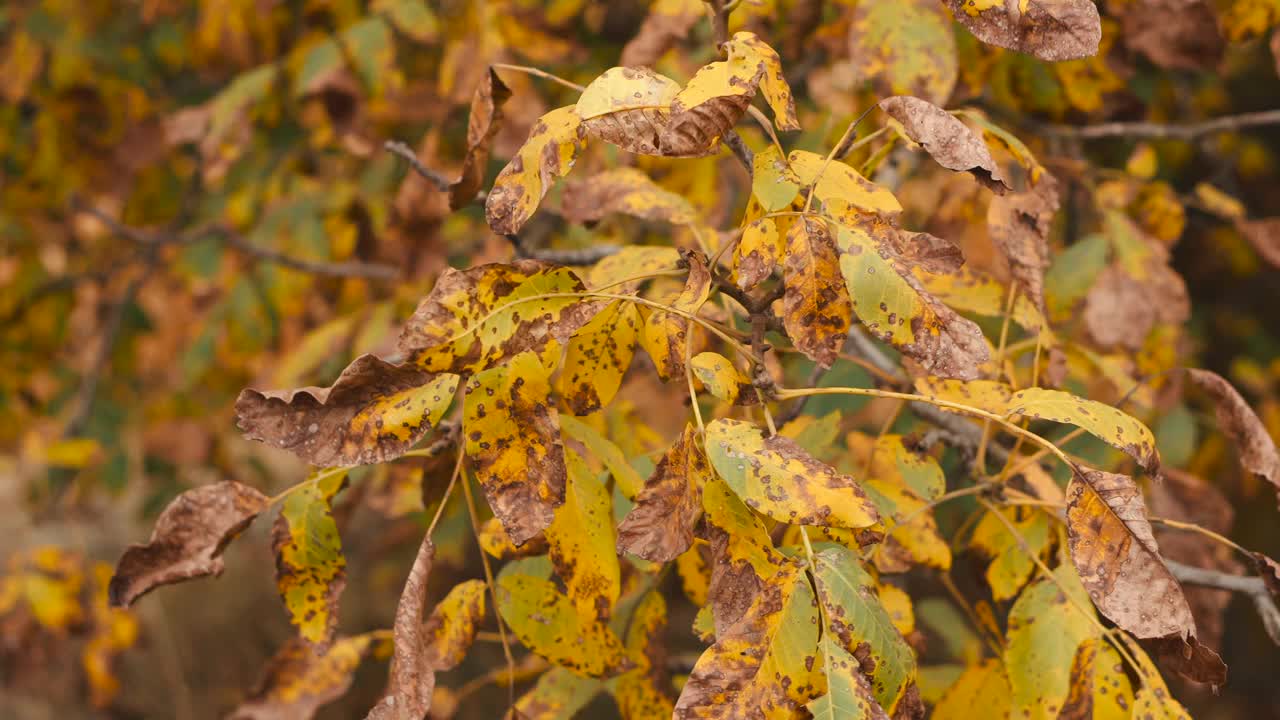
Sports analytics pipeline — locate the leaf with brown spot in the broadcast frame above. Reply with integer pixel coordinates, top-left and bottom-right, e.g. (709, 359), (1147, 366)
(988, 175), (1059, 311)
(448, 68), (511, 209)
(556, 300), (640, 415)
(620, 0), (704, 67)
(398, 261), (600, 375)
(109, 481), (269, 608)
(545, 450), (621, 620)
(1187, 368), (1280, 498)
(422, 579), (487, 671)
(273, 470), (348, 647)
(808, 633), (891, 720)
(690, 351), (747, 404)
(561, 167), (698, 225)
(236, 355), (459, 467)
(614, 590), (676, 720)
(1058, 637), (1135, 720)
(495, 570), (630, 677)
(784, 216), (855, 368)
(705, 418), (880, 529)
(639, 251), (711, 381)
(229, 634), (377, 720)
(912, 265), (1047, 335)
(1118, 634), (1195, 718)
(673, 562), (823, 719)
(1065, 468), (1194, 640)
(812, 544), (916, 713)
(849, 0), (958, 105)
(878, 96), (1009, 194)
(617, 424), (712, 563)
(510, 667), (603, 719)
(575, 66), (681, 156)
(790, 150), (904, 221)
(485, 105), (586, 235)
(1004, 566), (1100, 720)
(365, 537), (434, 720)
(946, 0), (1102, 62)
(464, 351), (567, 546)
(735, 217), (787, 291)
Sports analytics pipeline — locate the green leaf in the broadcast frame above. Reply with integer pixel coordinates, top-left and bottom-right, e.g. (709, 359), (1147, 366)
(273, 470), (348, 646)
(1004, 566), (1099, 720)
(808, 634), (889, 720)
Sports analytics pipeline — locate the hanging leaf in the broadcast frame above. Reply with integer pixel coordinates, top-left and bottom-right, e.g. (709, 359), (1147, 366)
(585, 245), (683, 293)
(575, 66), (681, 156)
(399, 262), (600, 375)
(229, 634), (378, 720)
(913, 265), (1047, 334)
(1058, 638), (1135, 720)
(546, 450), (621, 620)
(834, 219), (990, 380)
(617, 424), (712, 562)
(273, 470), (348, 647)
(878, 96), (1009, 194)
(946, 0), (1103, 62)
(465, 351), (568, 546)
(783, 216), (855, 368)
(690, 351), (747, 404)
(849, 0), (958, 105)
(808, 633), (890, 720)
(82, 564), (139, 708)
(735, 217), (787, 291)
(556, 300), (641, 415)
(366, 537), (435, 720)
(812, 544), (917, 712)
(705, 418), (880, 529)
(237, 355), (459, 467)
(987, 176), (1060, 312)
(1187, 368), (1280, 496)
(1237, 217), (1280, 269)
(511, 667), (603, 719)
(1119, 635), (1195, 719)
(1004, 566), (1099, 720)
(752, 145), (802, 212)
(496, 572), (630, 677)
(449, 67), (512, 209)
(485, 105), (587, 234)
(673, 563), (823, 718)
(561, 167), (699, 225)
(109, 481), (270, 607)
(614, 590), (676, 720)
(640, 251), (711, 381)
(866, 479), (953, 572)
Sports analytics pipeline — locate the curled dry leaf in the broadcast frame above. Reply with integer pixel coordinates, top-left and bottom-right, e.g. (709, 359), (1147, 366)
(1065, 468), (1195, 639)
(1146, 635), (1228, 686)
(1187, 368), (1280, 497)
(575, 67), (682, 157)
(1237, 217), (1280, 269)
(448, 68), (511, 209)
(366, 537), (435, 720)
(946, 0), (1103, 62)
(988, 175), (1059, 311)
(617, 424), (712, 563)
(705, 418), (880, 529)
(878, 96), (1009, 194)
(236, 354), (459, 468)
(640, 250), (711, 381)
(620, 0), (704, 67)
(484, 105), (587, 235)
(109, 481), (269, 607)
(273, 470), (348, 647)
(783, 216), (855, 368)
(230, 634), (377, 720)
(560, 167), (697, 225)
(465, 351), (568, 546)
(398, 261), (600, 375)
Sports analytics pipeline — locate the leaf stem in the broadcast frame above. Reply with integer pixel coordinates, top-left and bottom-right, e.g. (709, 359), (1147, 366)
(491, 63), (585, 92)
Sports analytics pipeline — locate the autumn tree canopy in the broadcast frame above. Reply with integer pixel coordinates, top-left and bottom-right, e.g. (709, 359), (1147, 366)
(4, 1), (1280, 718)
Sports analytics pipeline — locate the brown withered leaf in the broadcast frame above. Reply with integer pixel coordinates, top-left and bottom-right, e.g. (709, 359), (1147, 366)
(464, 351), (567, 546)
(230, 634), (376, 720)
(1145, 635), (1228, 686)
(109, 481), (269, 607)
(1237, 218), (1280, 269)
(576, 66), (682, 157)
(617, 424), (712, 563)
(448, 68), (512, 210)
(988, 175), (1059, 311)
(1081, 266), (1156, 352)
(891, 230), (965, 275)
(366, 537), (435, 720)
(878, 96), (1009, 194)
(1254, 552), (1280, 603)
(946, 0), (1102, 62)
(236, 354), (459, 468)
(1187, 368), (1280, 497)
(560, 167), (697, 226)
(1120, 0), (1224, 71)
(1065, 469), (1195, 639)
(783, 216), (855, 368)
(620, 0), (703, 67)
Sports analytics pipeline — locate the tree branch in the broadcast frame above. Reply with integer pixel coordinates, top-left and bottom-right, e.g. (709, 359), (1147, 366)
(383, 140), (452, 191)
(211, 226), (399, 279)
(1038, 109), (1280, 141)
(1166, 559), (1280, 644)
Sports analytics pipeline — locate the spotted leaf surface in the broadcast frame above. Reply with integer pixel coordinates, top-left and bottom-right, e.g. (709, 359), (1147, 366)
(783, 216), (855, 368)
(561, 167), (698, 225)
(236, 355), (459, 467)
(422, 579), (487, 671)
(617, 424), (712, 562)
(1004, 566), (1099, 720)
(1065, 469), (1194, 639)
(366, 537), (435, 720)
(273, 470), (348, 647)
(879, 95), (1009, 193)
(1058, 638), (1135, 720)
(485, 105), (587, 234)
(790, 150), (903, 221)
(464, 351), (567, 546)
(614, 590), (676, 720)
(575, 66), (681, 156)
(639, 251), (711, 381)
(947, 0), (1103, 62)
(735, 216), (787, 291)
(229, 634), (377, 720)
(399, 261), (600, 375)
(808, 633), (890, 720)
(546, 450), (620, 620)
(495, 572), (629, 677)
(557, 300), (640, 415)
(1007, 387), (1160, 471)
(705, 418), (880, 529)
(690, 351), (746, 404)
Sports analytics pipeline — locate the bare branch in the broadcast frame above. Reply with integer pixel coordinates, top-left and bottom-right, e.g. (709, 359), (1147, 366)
(722, 131), (754, 177)
(1166, 559), (1280, 644)
(1038, 109), (1280, 141)
(213, 226), (399, 280)
(383, 140), (452, 190)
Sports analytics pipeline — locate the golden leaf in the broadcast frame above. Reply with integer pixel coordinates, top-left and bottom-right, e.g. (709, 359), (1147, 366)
(557, 300), (641, 415)
(969, 506), (1051, 602)
(690, 351), (747, 404)
(735, 216), (788, 290)
(614, 590), (676, 720)
(546, 450), (621, 620)
(932, 660), (1010, 720)
(783, 216), (855, 368)
(496, 572), (630, 677)
(485, 105), (586, 234)
(1058, 638), (1135, 720)
(639, 251), (711, 381)
(230, 634), (377, 719)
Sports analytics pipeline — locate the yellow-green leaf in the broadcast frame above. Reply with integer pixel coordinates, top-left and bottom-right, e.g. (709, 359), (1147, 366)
(546, 450), (621, 620)
(790, 150), (903, 220)
(557, 300), (640, 415)
(512, 667), (603, 719)
(969, 506), (1051, 602)
(273, 471), (348, 647)
(691, 351), (746, 404)
(496, 573), (629, 677)
(465, 351), (568, 546)
(705, 418), (880, 529)
(1004, 566), (1099, 720)
(586, 245), (682, 293)
(485, 105), (587, 234)
(783, 216), (855, 367)
(1009, 387), (1159, 471)
(752, 145), (802, 212)
(808, 633), (890, 720)
(614, 590), (676, 720)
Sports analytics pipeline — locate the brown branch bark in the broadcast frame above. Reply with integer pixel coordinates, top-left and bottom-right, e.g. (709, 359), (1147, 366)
(1038, 109), (1280, 141)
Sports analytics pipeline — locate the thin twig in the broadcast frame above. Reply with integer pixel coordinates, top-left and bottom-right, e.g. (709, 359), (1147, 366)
(1166, 559), (1280, 644)
(1037, 109), (1280, 141)
(722, 130), (755, 177)
(383, 140), (451, 190)
(215, 226), (399, 279)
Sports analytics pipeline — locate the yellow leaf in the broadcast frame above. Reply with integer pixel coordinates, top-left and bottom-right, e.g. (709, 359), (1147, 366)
(691, 352), (745, 403)
(485, 105), (586, 234)
(676, 543), (711, 606)
(465, 351), (568, 546)
(1004, 566), (1099, 720)
(585, 245), (682, 292)
(546, 450), (621, 620)
(274, 470), (348, 646)
(705, 418), (880, 528)
(735, 216), (788, 290)
(1194, 182), (1247, 220)
(83, 564), (139, 708)
(422, 579), (487, 671)
(1059, 638), (1135, 720)
(867, 479), (952, 572)
(932, 660), (1010, 720)
(559, 414), (646, 500)
(969, 506), (1051, 602)
(230, 634), (377, 718)
(496, 573), (630, 677)
(41, 438), (101, 468)
(783, 216), (855, 367)
(639, 252), (711, 381)
(557, 300), (641, 415)
(790, 150), (903, 219)
(876, 581), (915, 636)
(576, 66), (681, 156)
(614, 590), (676, 719)
(913, 265), (1048, 338)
